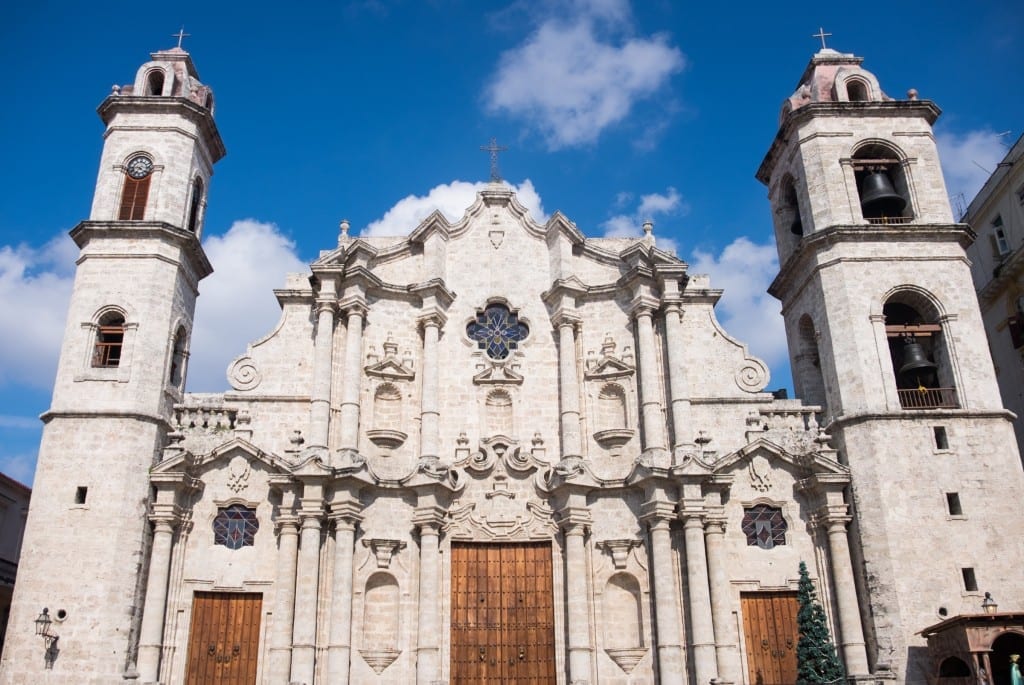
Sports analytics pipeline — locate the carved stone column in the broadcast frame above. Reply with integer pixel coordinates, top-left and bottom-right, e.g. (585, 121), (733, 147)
(559, 509), (593, 684)
(414, 510), (444, 685)
(679, 505), (718, 685)
(338, 303), (367, 458)
(266, 515), (299, 683)
(418, 313), (444, 463)
(309, 297), (337, 447)
(639, 502), (684, 685)
(290, 510), (323, 684)
(554, 313), (583, 461)
(705, 514), (740, 684)
(632, 304), (667, 456)
(661, 302), (693, 456)
(137, 516), (177, 683)
(326, 505), (361, 684)
(819, 507), (870, 676)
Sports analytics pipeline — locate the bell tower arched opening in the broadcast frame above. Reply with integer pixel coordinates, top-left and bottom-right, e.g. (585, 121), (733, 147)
(883, 293), (958, 409)
(853, 143), (914, 223)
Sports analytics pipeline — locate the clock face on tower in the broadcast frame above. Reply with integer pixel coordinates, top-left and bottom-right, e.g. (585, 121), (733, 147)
(126, 155), (153, 179)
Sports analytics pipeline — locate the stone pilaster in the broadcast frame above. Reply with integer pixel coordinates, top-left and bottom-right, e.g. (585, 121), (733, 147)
(326, 499), (362, 685)
(309, 295), (338, 448)
(553, 312), (583, 461)
(559, 507), (593, 685)
(632, 303), (667, 457)
(338, 302), (368, 458)
(136, 515), (178, 683)
(817, 506), (870, 676)
(679, 504), (719, 685)
(705, 513), (740, 684)
(418, 312), (446, 463)
(290, 507), (323, 685)
(266, 515), (300, 683)
(413, 508), (444, 685)
(661, 301), (693, 457)
(639, 500), (684, 685)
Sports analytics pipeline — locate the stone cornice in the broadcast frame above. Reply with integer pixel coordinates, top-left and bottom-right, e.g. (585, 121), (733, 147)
(98, 95), (226, 163)
(757, 100), (942, 184)
(769, 223), (976, 300)
(70, 220), (213, 282)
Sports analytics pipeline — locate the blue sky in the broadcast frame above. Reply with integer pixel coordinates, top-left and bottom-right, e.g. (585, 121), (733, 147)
(1, 0), (1021, 486)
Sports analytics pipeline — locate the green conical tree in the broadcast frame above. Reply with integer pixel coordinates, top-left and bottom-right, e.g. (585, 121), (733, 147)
(797, 561), (846, 684)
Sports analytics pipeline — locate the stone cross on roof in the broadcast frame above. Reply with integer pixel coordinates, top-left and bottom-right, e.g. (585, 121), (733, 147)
(812, 27), (833, 50)
(480, 137), (508, 182)
(172, 27), (191, 49)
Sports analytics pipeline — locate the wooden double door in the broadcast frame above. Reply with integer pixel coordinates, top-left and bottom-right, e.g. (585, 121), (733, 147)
(184, 592), (262, 685)
(741, 591), (799, 685)
(450, 542), (557, 684)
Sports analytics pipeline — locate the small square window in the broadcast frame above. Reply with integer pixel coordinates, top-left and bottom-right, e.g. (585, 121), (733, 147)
(946, 492), (962, 516)
(962, 567), (978, 592)
(934, 426), (949, 450)
(75, 486), (88, 504)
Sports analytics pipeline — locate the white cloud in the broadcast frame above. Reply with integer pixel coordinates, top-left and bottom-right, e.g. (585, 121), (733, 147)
(188, 220), (308, 392)
(601, 186), (686, 252)
(0, 235), (76, 389)
(362, 179), (548, 236)
(485, 4), (684, 149)
(689, 237), (788, 377)
(936, 128), (1009, 208)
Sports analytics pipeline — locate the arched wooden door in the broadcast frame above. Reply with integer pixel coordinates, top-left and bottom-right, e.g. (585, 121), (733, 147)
(184, 592), (262, 685)
(741, 591), (799, 685)
(450, 542), (556, 684)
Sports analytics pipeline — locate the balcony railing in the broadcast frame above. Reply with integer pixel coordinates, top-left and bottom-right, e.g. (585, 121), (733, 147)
(866, 216), (913, 225)
(897, 387), (959, 410)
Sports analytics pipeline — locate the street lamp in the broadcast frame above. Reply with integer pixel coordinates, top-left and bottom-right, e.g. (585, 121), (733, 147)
(982, 592), (998, 615)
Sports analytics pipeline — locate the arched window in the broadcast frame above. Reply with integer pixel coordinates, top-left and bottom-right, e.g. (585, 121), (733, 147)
(937, 656), (971, 677)
(883, 293), (958, 409)
(186, 177), (204, 233)
(169, 326), (187, 386)
(486, 389), (514, 436)
(373, 384), (402, 428)
(146, 69), (164, 96)
(93, 311), (126, 368)
(118, 154), (153, 220)
(853, 143), (913, 223)
(847, 78), (869, 102)
(794, 315), (827, 412)
(598, 384), (628, 430)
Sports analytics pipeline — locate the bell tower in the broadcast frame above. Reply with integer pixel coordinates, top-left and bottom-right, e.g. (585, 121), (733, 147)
(759, 47), (1024, 681)
(0, 46), (224, 682)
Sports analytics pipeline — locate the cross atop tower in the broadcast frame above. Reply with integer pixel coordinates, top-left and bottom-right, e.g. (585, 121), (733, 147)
(812, 27), (832, 50)
(480, 137), (508, 182)
(172, 27), (191, 49)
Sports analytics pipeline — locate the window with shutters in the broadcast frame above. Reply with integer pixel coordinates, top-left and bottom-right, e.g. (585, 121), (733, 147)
(186, 177), (204, 233)
(118, 155), (153, 220)
(92, 312), (126, 368)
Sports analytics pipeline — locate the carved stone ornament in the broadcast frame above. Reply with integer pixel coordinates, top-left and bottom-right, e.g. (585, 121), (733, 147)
(734, 357), (769, 392)
(227, 356), (261, 391)
(748, 454), (772, 492)
(364, 332), (415, 381)
(226, 455), (251, 494)
(360, 648), (401, 674)
(584, 334), (635, 381)
(472, 362), (524, 386)
(596, 539), (643, 570)
(605, 647), (648, 674)
(456, 436), (542, 474)
(361, 538), (407, 569)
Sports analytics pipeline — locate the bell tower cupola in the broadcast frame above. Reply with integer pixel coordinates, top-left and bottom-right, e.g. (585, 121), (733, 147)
(90, 46), (224, 235)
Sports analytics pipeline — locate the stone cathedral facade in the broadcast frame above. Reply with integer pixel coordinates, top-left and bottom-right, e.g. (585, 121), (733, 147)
(2, 44), (1024, 685)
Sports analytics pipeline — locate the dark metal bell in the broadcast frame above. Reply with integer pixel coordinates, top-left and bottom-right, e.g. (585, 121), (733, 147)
(790, 216), (803, 236)
(859, 171), (907, 219)
(898, 339), (937, 380)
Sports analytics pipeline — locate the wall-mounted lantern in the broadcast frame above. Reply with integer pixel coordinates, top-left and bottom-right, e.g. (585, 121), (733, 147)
(33, 608), (60, 668)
